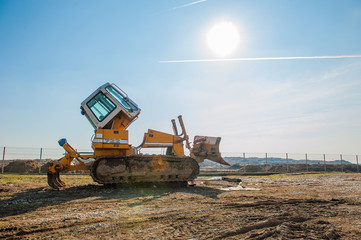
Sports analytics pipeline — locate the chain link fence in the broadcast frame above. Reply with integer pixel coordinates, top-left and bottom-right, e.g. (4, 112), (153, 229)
(0, 146), (360, 174)
(214, 152), (360, 174)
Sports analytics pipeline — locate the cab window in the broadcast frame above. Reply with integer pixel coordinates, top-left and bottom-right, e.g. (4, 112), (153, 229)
(86, 92), (116, 121)
(105, 86), (138, 112)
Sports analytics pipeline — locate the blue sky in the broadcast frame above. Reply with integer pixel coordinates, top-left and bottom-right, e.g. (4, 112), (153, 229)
(0, 0), (361, 155)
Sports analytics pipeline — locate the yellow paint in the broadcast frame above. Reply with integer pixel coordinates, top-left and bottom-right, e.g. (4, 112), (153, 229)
(141, 129), (185, 156)
(92, 129), (130, 150)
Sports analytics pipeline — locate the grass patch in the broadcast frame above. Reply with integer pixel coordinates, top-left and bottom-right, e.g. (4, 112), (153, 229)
(0, 174), (93, 185)
(0, 174), (47, 184)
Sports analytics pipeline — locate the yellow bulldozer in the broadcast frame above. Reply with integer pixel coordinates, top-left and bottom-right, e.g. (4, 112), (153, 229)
(48, 83), (229, 189)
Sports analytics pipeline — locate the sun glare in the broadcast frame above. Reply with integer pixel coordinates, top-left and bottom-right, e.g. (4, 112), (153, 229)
(206, 21), (240, 57)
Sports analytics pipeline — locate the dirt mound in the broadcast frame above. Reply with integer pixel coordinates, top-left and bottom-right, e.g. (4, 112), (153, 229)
(244, 164), (263, 172)
(40, 162), (50, 173)
(3, 160), (93, 174)
(4, 160), (40, 173)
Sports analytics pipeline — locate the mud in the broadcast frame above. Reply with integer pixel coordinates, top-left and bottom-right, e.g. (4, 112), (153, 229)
(0, 173), (360, 239)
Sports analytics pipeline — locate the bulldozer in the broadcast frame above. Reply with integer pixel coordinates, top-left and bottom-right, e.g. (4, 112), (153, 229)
(48, 83), (229, 189)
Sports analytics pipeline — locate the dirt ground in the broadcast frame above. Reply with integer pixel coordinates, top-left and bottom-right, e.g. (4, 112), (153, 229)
(1, 173), (360, 239)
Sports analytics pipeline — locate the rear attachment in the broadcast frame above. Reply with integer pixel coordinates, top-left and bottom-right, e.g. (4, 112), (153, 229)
(47, 165), (67, 190)
(47, 138), (91, 190)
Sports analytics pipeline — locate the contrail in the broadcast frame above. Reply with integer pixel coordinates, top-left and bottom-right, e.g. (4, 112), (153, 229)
(160, 54), (361, 63)
(172, 0), (208, 10)
(152, 0), (208, 16)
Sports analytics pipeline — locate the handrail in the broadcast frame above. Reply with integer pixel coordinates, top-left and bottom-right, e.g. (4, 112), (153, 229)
(111, 83), (128, 98)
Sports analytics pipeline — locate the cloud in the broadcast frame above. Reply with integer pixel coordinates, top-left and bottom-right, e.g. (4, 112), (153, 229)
(160, 54), (361, 63)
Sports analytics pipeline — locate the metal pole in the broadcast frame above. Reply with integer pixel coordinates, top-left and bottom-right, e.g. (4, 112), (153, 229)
(286, 153), (289, 173)
(265, 153), (268, 172)
(243, 152), (246, 173)
(340, 154), (343, 172)
(2, 147), (5, 174)
(305, 153), (308, 172)
(39, 148), (43, 174)
(323, 154), (326, 172)
(356, 155), (359, 173)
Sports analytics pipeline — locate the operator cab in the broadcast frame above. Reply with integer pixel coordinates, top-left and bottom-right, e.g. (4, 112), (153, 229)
(81, 83), (141, 129)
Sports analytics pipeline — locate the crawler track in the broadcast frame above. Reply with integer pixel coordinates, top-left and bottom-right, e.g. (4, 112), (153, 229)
(90, 155), (199, 185)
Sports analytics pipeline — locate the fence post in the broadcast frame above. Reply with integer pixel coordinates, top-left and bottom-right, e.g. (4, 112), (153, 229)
(356, 155), (359, 173)
(340, 154), (343, 172)
(286, 153), (289, 173)
(323, 154), (326, 172)
(243, 152), (246, 173)
(2, 147), (5, 174)
(305, 153), (308, 172)
(265, 153), (268, 172)
(39, 148), (43, 174)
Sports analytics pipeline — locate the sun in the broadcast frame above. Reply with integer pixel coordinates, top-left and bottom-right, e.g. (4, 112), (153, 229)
(206, 21), (240, 57)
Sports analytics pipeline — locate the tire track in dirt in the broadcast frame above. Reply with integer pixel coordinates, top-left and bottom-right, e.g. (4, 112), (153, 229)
(211, 198), (343, 239)
(214, 216), (308, 240)
(0, 218), (109, 239)
(139, 196), (343, 239)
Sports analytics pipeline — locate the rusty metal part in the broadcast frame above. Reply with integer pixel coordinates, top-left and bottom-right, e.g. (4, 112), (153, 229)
(47, 172), (67, 190)
(47, 161), (67, 190)
(90, 154), (199, 185)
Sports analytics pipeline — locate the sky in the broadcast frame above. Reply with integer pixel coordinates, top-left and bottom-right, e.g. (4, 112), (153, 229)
(0, 0), (361, 155)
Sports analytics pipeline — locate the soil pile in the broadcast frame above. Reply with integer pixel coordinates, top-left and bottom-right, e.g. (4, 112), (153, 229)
(2, 160), (94, 174)
(4, 160), (40, 173)
(40, 162), (50, 173)
(244, 164), (263, 172)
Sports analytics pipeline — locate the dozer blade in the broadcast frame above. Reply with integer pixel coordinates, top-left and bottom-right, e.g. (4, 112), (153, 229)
(191, 136), (230, 166)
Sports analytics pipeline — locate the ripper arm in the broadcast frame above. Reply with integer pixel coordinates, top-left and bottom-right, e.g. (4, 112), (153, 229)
(47, 138), (93, 189)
